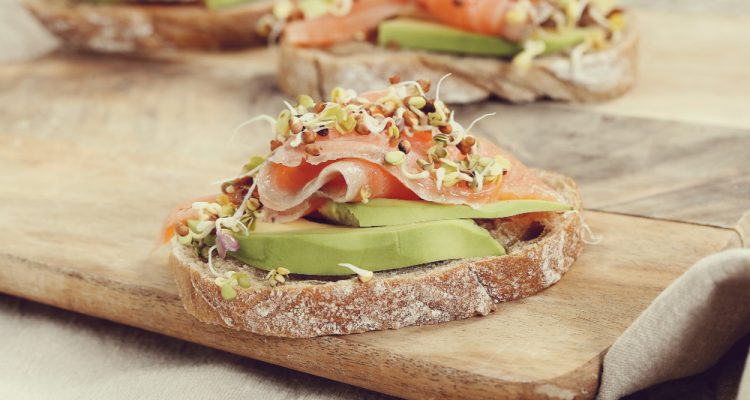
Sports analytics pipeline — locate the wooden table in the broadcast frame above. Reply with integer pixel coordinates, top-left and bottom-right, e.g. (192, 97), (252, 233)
(1, 4), (748, 399)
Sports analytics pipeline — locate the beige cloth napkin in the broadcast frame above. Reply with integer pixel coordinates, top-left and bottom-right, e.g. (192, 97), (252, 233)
(741, 355), (750, 399)
(0, 0), (59, 63)
(599, 249), (750, 400)
(0, 294), (390, 400)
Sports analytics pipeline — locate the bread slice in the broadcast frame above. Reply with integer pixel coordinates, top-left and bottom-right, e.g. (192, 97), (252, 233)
(277, 27), (637, 104)
(21, 0), (274, 53)
(170, 169), (583, 338)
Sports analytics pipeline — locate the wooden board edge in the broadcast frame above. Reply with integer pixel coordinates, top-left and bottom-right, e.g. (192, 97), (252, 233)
(586, 209), (745, 249)
(736, 210), (749, 248)
(0, 252), (601, 399)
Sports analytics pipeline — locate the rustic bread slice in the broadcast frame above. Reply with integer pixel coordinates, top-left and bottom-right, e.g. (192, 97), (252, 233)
(170, 169), (583, 338)
(21, 0), (274, 53)
(277, 27), (637, 104)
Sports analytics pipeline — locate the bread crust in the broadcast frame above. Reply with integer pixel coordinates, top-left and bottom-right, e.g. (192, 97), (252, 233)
(277, 26), (637, 104)
(170, 170), (583, 338)
(21, 0), (274, 52)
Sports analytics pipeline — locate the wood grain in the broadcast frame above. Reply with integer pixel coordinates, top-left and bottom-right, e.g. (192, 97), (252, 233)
(0, 6), (749, 399)
(571, 9), (750, 129)
(457, 104), (750, 237)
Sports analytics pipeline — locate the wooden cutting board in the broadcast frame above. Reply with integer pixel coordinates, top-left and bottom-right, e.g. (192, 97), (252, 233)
(1, 7), (749, 400)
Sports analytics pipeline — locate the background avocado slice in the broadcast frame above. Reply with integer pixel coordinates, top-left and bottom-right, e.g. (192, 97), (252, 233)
(204, 0), (263, 10)
(379, 18), (521, 57)
(535, 28), (597, 54)
(378, 18), (596, 57)
(229, 219), (505, 275)
(318, 198), (573, 227)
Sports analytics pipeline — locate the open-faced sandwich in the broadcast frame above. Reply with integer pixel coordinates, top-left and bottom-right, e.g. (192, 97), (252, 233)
(267, 0), (636, 103)
(163, 77), (584, 338)
(22, 0), (275, 52)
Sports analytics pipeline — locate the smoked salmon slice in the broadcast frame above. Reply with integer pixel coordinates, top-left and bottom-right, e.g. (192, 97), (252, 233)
(257, 127), (560, 222)
(163, 78), (562, 232)
(283, 0), (413, 47)
(416, 0), (528, 41)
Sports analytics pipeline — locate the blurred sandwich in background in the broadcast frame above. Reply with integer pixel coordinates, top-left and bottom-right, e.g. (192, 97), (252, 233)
(21, 0), (275, 52)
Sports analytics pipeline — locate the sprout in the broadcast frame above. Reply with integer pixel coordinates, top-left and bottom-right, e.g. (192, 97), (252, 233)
(363, 113), (389, 134)
(219, 204), (235, 218)
(608, 12), (626, 32)
(242, 155), (266, 174)
(359, 185), (372, 203)
(297, 94), (315, 109)
(512, 40), (546, 71)
(473, 174), (485, 192)
(237, 273), (252, 288)
(272, 0), (294, 20)
(321, 103), (346, 122)
(275, 109), (292, 136)
(264, 267), (291, 287)
(435, 167), (446, 191)
(408, 96), (426, 109)
(331, 86), (356, 103)
(220, 284), (237, 300)
(443, 171), (460, 187)
(289, 131), (303, 147)
(176, 231), (192, 245)
(427, 101), (449, 126)
(338, 263), (373, 282)
(335, 111), (357, 133)
(495, 155), (512, 172)
(434, 73), (452, 104)
(400, 163), (429, 180)
(384, 151), (406, 166)
(464, 112), (496, 134)
(387, 123), (400, 139)
(206, 245), (220, 277)
(390, 80), (426, 97)
(440, 158), (460, 172)
(231, 115), (275, 142)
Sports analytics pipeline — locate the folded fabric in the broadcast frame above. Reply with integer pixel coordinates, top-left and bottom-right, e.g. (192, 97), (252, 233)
(599, 249), (750, 400)
(740, 354), (750, 399)
(0, 295), (387, 400)
(0, 0), (59, 63)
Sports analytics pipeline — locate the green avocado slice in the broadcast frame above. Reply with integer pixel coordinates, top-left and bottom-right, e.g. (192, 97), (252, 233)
(379, 18), (521, 57)
(378, 18), (595, 57)
(318, 198), (573, 227)
(204, 0), (263, 10)
(227, 219), (505, 275)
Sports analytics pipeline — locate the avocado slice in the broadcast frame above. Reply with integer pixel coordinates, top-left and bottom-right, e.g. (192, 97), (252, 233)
(378, 18), (595, 57)
(228, 219), (505, 275)
(205, 0), (263, 10)
(379, 18), (521, 57)
(534, 28), (596, 54)
(318, 198), (573, 227)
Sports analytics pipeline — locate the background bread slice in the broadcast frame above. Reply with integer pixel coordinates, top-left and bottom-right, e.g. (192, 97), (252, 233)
(278, 27), (637, 104)
(21, 0), (274, 52)
(170, 169), (584, 338)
